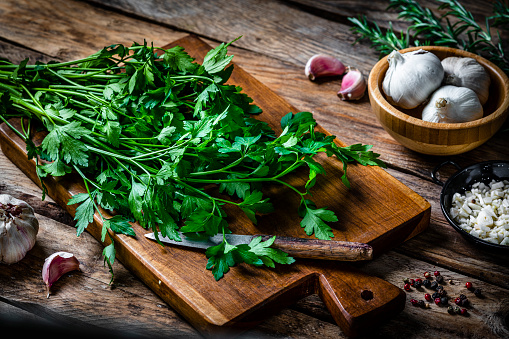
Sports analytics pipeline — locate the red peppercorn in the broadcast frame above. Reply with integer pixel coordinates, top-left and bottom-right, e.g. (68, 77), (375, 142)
(410, 299), (419, 306)
(415, 278), (422, 284)
(424, 272), (431, 279)
(465, 282), (473, 289)
(409, 279), (415, 286)
(434, 271), (440, 277)
(455, 297), (462, 305)
(424, 293), (432, 301)
(460, 308), (468, 316)
(434, 297), (441, 305)
(404, 283), (411, 291)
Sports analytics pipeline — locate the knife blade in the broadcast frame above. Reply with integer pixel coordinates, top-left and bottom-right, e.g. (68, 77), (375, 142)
(145, 232), (373, 261)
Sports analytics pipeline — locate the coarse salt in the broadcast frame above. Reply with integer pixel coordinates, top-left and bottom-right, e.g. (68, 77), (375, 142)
(450, 179), (509, 246)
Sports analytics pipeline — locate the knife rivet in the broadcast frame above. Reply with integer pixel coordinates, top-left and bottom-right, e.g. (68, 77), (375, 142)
(360, 290), (373, 300)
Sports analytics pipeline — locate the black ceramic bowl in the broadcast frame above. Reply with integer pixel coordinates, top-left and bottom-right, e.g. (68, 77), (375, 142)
(432, 160), (509, 251)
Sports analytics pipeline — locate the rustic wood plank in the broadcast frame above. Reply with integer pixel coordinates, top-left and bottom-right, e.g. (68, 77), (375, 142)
(83, 0), (379, 69)
(0, 0), (187, 61)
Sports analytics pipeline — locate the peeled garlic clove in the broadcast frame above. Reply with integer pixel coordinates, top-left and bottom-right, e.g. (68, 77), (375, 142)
(442, 57), (490, 105)
(42, 251), (80, 298)
(337, 68), (366, 101)
(422, 85), (483, 123)
(305, 54), (346, 81)
(383, 49), (444, 109)
(0, 194), (39, 265)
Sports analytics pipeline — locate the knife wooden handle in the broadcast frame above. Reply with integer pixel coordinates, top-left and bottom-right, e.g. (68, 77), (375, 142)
(258, 235), (373, 261)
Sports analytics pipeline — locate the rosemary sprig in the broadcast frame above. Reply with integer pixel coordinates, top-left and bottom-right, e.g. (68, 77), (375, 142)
(349, 0), (509, 75)
(491, 0), (509, 27)
(348, 16), (411, 57)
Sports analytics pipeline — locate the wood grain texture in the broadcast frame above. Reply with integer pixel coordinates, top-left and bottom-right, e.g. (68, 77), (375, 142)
(368, 46), (509, 155)
(0, 34), (434, 337)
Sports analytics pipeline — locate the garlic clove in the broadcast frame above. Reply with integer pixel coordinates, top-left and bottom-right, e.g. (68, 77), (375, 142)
(337, 68), (366, 101)
(442, 57), (490, 105)
(42, 251), (80, 298)
(305, 54), (346, 81)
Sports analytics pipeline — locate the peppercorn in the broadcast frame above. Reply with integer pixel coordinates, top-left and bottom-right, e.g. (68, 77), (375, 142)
(404, 283), (411, 292)
(436, 285), (444, 292)
(474, 288), (482, 297)
(447, 306), (455, 314)
(423, 279), (431, 288)
(460, 308), (468, 316)
(434, 271), (441, 277)
(441, 296), (448, 305)
(436, 275), (444, 283)
(424, 293), (432, 302)
(430, 281), (439, 290)
(409, 279), (415, 286)
(439, 289), (447, 297)
(424, 271), (432, 279)
(465, 281), (473, 289)
(432, 292), (441, 299)
(454, 297), (462, 305)
(459, 294), (467, 300)
(434, 297), (441, 305)
(425, 303), (430, 309)
(414, 280), (422, 288)
(453, 305), (461, 314)
(410, 298), (419, 306)
(418, 300), (425, 308)
(448, 279), (454, 285)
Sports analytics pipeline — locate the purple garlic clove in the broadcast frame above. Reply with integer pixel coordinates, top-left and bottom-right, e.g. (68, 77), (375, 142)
(42, 251), (80, 298)
(337, 68), (366, 101)
(305, 54), (346, 81)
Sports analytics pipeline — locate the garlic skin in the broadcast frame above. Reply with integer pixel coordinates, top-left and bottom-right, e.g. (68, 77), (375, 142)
(0, 194), (39, 264)
(442, 57), (490, 105)
(422, 85), (483, 123)
(383, 49), (444, 109)
(42, 251), (81, 298)
(337, 68), (366, 101)
(305, 54), (346, 81)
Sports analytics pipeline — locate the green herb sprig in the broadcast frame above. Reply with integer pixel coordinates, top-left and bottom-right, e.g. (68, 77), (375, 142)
(0, 40), (384, 280)
(349, 0), (509, 74)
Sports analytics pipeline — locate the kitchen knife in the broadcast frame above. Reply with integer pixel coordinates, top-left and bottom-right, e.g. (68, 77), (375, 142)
(145, 232), (373, 261)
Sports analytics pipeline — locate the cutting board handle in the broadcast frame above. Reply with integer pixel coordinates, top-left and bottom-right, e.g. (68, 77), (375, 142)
(315, 264), (405, 337)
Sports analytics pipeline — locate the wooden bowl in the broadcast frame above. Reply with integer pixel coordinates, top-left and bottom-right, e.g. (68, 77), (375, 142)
(368, 46), (509, 156)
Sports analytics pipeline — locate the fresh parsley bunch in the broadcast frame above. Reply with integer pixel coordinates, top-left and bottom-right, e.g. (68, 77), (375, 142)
(0, 39), (384, 280)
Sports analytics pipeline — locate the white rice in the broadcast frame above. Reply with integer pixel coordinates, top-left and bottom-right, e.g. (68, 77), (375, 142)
(449, 179), (509, 246)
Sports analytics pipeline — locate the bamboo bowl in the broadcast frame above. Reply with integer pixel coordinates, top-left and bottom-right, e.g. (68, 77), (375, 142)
(368, 46), (509, 156)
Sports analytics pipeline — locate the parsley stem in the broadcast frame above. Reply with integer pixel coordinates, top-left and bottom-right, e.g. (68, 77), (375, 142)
(189, 156), (245, 176)
(0, 114), (26, 141)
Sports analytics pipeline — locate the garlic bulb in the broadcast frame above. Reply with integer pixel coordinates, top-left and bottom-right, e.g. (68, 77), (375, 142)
(305, 54), (346, 81)
(442, 57), (490, 105)
(0, 194), (39, 264)
(337, 68), (366, 101)
(422, 85), (483, 123)
(383, 49), (444, 109)
(42, 251), (80, 298)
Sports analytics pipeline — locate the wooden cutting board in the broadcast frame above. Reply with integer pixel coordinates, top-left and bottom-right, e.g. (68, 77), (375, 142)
(0, 35), (430, 337)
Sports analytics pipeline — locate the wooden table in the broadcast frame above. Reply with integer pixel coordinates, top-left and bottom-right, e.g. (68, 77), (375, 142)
(1, 0), (508, 338)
